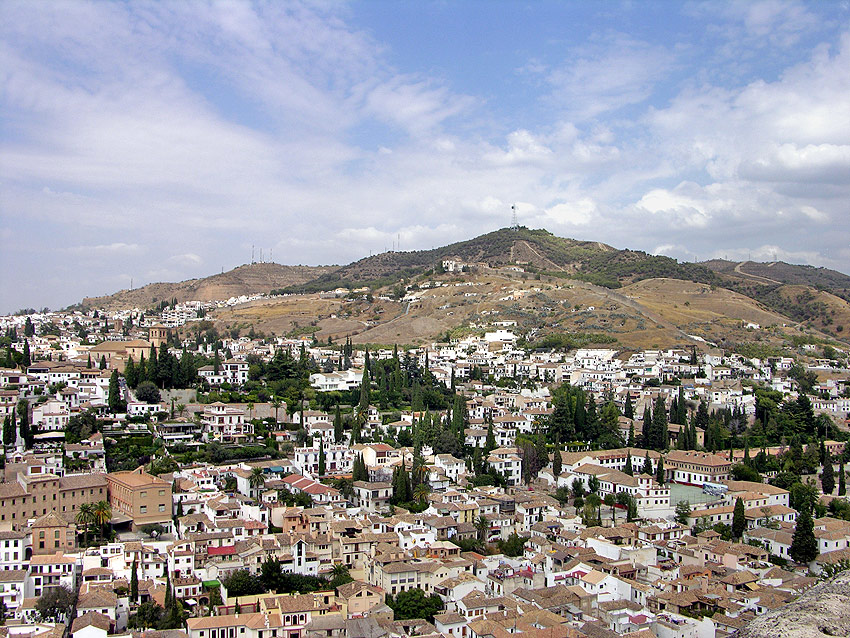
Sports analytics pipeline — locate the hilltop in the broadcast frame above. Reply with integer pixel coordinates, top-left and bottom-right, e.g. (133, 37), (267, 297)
(280, 227), (720, 294)
(78, 262), (338, 311)
(77, 227), (850, 347)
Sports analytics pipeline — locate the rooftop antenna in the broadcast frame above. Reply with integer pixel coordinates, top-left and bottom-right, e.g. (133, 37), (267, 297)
(269, 248), (273, 263)
(252, 245), (255, 264)
(511, 204), (519, 230)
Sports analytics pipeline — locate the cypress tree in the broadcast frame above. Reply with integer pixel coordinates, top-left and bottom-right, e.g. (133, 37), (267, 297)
(624, 452), (633, 476)
(334, 404), (343, 443)
(552, 446), (562, 476)
(21, 341), (31, 369)
(358, 366), (371, 414)
(99, 355), (107, 370)
(628, 422), (635, 447)
(124, 357), (137, 388)
(838, 462), (846, 496)
(485, 421), (496, 453)
(732, 497), (746, 539)
(130, 557), (139, 603)
(318, 440), (326, 476)
(18, 400), (31, 449)
(86, 354), (92, 369)
(644, 450), (652, 476)
(790, 501), (818, 564)
(652, 395), (668, 450)
(108, 370), (122, 413)
(2, 415), (12, 447)
(624, 394), (634, 419)
(655, 455), (665, 485)
(641, 405), (652, 447)
(822, 451), (835, 495)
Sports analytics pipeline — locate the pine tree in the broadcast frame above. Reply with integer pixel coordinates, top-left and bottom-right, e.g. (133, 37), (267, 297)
(655, 455), (665, 485)
(732, 497), (746, 539)
(624, 452), (633, 476)
(822, 450), (835, 495)
(789, 501), (818, 564)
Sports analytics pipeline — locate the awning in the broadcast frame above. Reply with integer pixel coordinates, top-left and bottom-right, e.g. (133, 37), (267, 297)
(202, 580), (221, 589)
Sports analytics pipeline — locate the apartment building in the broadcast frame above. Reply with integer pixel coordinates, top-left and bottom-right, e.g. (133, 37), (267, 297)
(106, 467), (173, 532)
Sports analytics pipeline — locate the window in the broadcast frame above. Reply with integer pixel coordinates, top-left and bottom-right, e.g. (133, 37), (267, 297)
(140, 506), (147, 514)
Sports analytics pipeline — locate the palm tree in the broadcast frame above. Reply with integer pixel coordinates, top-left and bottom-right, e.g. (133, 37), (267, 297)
(76, 503), (95, 547)
(413, 482), (430, 504)
(176, 403), (186, 418)
(249, 467), (265, 496)
(93, 500), (112, 541)
(475, 515), (489, 544)
(270, 398), (282, 424)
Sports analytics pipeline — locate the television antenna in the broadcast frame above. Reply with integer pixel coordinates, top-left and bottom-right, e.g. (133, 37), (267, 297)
(511, 204), (519, 230)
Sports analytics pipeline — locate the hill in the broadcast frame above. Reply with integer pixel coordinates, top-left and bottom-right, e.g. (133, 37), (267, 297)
(737, 571), (850, 638)
(78, 263), (338, 310)
(280, 227), (721, 294)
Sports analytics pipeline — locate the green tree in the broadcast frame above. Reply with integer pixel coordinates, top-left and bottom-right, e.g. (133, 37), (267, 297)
(75, 503), (95, 547)
(2, 415), (13, 447)
(497, 533), (528, 557)
(675, 500), (691, 526)
(128, 602), (163, 629)
(130, 557), (139, 603)
(36, 586), (76, 622)
(222, 570), (266, 596)
(318, 441), (326, 476)
(624, 452), (633, 476)
(655, 455), (665, 485)
(822, 451), (835, 495)
(604, 493), (617, 524)
(333, 404), (343, 443)
(839, 462), (846, 496)
(135, 381), (161, 404)
(552, 447), (562, 476)
(387, 588), (444, 622)
(732, 497), (746, 539)
(789, 501), (818, 564)
(108, 370), (123, 413)
(249, 467), (266, 495)
(93, 500), (112, 540)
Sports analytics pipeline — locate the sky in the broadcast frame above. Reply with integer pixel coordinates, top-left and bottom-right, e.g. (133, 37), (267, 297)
(1, 0), (850, 313)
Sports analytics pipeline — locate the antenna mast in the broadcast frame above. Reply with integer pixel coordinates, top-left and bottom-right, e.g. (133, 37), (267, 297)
(511, 204), (519, 230)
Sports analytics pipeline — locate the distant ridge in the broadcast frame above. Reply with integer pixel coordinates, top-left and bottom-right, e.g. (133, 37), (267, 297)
(77, 262), (337, 310)
(75, 227), (850, 341)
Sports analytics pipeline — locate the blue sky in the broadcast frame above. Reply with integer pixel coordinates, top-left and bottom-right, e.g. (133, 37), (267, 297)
(1, 0), (849, 313)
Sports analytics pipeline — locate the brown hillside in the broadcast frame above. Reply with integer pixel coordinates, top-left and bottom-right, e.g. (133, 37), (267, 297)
(80, 263), (337, 310)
